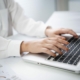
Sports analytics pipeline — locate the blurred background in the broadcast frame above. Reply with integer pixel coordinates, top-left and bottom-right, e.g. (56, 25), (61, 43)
(15, 0), (80, 23)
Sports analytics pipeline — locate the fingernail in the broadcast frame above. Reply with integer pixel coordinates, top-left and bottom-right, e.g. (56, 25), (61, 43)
(54, 54), (56, 57)
(76, 36), (79, 38)
(65, 42), (69, 45)
(67, 48), (69, 51)
(62, 37), (66, 40)
(60, 53), (63, 55)
(67, 42), (69, 44)
(75, 36), (78, 38)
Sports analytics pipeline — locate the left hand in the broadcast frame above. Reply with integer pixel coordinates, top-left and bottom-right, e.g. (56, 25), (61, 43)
(45, 27), (78, 38)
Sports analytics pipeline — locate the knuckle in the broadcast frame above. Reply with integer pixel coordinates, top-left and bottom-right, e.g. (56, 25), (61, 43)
(53, 41), (57, 44)
(55, 38), (58, 41)
(49, 44), (53, 48)
(60, 45), (64, 49)
(62, 46), (67, 50)
(61, 45), (64, 48)
(58, 38), (61, 41)
(44, 49), (48, 52)
(42, 39), (47, 43)
(52, 38), (57, 42)
(63, 41), (67, 44)
(69, 29), (72, 31)
(57, 36), (61, 38)
(66, 28), (71, 32)
(43, 39), (46, 42)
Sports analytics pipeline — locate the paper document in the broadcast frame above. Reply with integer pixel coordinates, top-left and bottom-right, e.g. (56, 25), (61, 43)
(0, 62), (22, 80)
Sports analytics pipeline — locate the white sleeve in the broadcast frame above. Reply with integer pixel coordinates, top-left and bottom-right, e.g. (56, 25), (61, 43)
(0, 36), (22, 59)
(7, 0), (48, 37)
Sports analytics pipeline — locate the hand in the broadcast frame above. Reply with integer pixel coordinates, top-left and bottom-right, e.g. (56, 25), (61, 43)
(45, 27), (78, 38)
(20, 36), (69, 57)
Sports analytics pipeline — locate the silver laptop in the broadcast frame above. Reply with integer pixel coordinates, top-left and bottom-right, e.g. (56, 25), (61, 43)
(22, 36), (80, 74)
(9, 12), (80, 74)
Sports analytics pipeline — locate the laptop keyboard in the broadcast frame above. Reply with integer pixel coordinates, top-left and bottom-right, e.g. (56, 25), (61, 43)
(47, 36), (80, 66)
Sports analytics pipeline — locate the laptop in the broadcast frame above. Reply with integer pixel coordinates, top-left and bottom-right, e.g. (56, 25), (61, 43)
(8, 12), (80, 74)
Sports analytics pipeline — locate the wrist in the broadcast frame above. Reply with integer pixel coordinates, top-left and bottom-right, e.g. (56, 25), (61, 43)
(45, 26), (52, 37)
(20, 41), (29, 54)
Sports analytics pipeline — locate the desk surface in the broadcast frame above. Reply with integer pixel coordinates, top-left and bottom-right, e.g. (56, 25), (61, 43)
(1, 57), (80, 80)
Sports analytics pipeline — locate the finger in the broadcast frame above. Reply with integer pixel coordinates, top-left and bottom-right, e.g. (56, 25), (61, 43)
(52, 46), (63, 55)
(41, 38), (49, 44)
(60, 36), (66, 40)
(58, 39), (69, 45)
(46, 38), (67, 46)
(61, 29), (78, 38)
(56, 43), (69, 51)
(42, 48), (56, 57)
(55, 35), (66, 40)
(67, 29), (78, 38)
(48, 35), (66, 40)
(43, 44), (63, 55)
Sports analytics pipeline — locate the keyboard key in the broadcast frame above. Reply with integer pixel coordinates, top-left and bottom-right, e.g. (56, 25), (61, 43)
(74, 57), (80, 65)
(54, 55), (61, 61)
(47, 56), (52, 60)
(58, 57), (65, 62)
(63, 39), (80, 63)
(68, 48), (80, 65)
(68, 60), (74, 64)
(68, 38), (78, 47)
(68, 37), (74, 42)
(57, 38), (79, 62)
(47, 56), (54, 61)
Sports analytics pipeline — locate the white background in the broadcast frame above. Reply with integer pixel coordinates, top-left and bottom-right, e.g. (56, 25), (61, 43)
(15, 0), (55, 22)
(15, 0), (80, 23)
(69, 0), (80, 11)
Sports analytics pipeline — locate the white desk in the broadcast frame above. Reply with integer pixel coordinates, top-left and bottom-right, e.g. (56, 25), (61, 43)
(1, 57), (80, 80)
(1, 11), (80, 80)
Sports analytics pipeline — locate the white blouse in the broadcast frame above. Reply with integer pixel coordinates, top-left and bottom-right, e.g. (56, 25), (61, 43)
(0, 0), (47, 59)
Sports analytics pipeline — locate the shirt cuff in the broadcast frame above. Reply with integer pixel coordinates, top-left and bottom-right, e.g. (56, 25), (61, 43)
(7, 40), (22, 57)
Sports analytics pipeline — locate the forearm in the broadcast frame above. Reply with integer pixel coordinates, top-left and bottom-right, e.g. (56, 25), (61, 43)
(7, 0), (48, 37)
(20, 41), (29, 54)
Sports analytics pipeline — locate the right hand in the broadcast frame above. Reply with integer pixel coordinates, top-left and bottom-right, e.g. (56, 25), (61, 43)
(20, 36), (69, 57)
